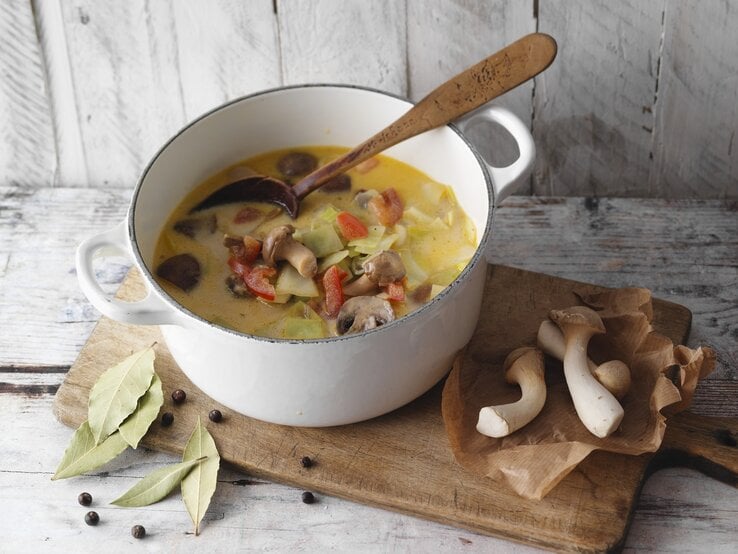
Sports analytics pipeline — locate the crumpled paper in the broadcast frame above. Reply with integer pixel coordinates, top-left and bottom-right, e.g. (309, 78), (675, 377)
(441, 287), (715, 500)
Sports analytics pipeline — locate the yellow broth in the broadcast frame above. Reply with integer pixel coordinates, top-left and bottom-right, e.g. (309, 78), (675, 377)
(153, 146), (478, 339)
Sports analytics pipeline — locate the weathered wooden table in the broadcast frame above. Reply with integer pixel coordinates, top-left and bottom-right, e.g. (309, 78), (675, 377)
(1, 187), (735, 552)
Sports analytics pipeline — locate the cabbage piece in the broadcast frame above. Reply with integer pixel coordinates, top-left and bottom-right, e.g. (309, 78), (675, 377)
(315, 204), (340, 226)
(347, 225), (385, 254)
(317, 250), (350, 273)
(275, 265), (320, 297)
(399, 250), (428, 288)
(301, 225), (344, 258)
(283, 318), (325, 339)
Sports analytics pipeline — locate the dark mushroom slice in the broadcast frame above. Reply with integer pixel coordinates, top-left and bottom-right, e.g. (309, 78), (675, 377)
(262, 225), (317, 278)
(321, 173), (352, 193)
(277, 152), (318, 177)
(343, 250), (406, 296)
(225, 274), (249, 297)
(156, 253), (201, 291)
(336, 296), (395, 335)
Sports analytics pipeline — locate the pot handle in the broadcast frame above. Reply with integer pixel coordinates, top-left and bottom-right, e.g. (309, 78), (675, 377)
(76, 220), (179, 326)
(457, 105), (535, 203)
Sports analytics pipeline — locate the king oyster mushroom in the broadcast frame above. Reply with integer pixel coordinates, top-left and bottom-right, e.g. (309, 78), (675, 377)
(536, 319), (632, 400)
(477, 347), (547, 438)
(342, 250), (406, 296)
(549, 306), (625, 438)
(261, 224), (317, 278)
(336, 296), (395, 335)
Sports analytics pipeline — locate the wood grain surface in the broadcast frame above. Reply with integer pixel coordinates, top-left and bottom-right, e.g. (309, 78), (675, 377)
(52, 265), (736, 552)
(1, 188), (737, 551)
(2, 1), (736, 197)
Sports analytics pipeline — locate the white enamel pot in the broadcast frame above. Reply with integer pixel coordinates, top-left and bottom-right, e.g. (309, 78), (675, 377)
(76, 85), (535, 427)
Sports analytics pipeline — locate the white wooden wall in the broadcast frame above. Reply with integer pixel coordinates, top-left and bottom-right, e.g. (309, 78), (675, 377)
(1, 0), (737, 198)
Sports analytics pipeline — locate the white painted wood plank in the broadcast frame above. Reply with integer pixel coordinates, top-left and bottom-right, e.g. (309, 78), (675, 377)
(0, 186), (129, 366)
(1, 392), (736, 551)
(171, 0), (281, 120)
(0, 0), (56, 187)
(278, 0), (407, 95)
(533, 1), (664, 196)
(0, 394), (542, 553)
(407, 0), (535, 175)
(40, 0), (186, 188)
(650, 1), (738, 198)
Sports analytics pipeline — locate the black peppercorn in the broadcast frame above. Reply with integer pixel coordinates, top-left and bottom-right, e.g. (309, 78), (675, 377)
(300, 456), (313, 468)
(208, 409), (223, 423)
(161, 412), (174, 426)
(171, 389), (187, 404)
(131, 525), (146, 539)
(84, 511), (99, 526)
(301, 491), (316, 504)
(78, 492), (92, 506)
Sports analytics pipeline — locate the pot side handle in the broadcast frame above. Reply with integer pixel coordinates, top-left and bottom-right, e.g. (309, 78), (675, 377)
(457, 105), (535, 203)
(76, 221), (179, 326)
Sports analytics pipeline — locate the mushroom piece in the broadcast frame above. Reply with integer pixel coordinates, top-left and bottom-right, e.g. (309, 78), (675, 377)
(336, 296), (395, 335)
(549, 306), (625, 438)
(261, 225), (317, 278)
(593, 360), (631, 401)
(156, 253), (201, 291)
(476, 347), (547, 438)
(537, 320), (632, 400)
(342, 250), (406, 296)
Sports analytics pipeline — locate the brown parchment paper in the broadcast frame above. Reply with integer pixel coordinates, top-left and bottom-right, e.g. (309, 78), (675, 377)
(441, 287), (716, 500)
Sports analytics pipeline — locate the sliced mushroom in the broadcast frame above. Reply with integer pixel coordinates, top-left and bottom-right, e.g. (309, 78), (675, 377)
(261, 225), (317, 278)
(225, 274), (249, 297)
(343, 250), (406, 296)
(477, 347), (547, 438)
(336, 296), (395, 335)
(549, 306), (625, 438)
(277, 151), (317, 177)
(156, 253), (200, 291)
(536, 319), (632, 400)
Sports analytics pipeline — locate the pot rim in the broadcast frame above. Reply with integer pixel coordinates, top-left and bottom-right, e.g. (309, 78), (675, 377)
(129, 83), (495, 344)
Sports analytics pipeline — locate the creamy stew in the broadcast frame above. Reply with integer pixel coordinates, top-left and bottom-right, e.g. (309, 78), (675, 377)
(153, 146), (478, 339)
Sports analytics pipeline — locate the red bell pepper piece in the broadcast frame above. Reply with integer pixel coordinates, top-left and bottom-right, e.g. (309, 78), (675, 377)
(323, 265), (347, 318)
(336, 211), (369, 240)
(368, 187), (403, 226)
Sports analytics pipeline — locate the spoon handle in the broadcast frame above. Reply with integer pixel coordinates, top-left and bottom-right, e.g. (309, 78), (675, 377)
(292, 33), (557, 200)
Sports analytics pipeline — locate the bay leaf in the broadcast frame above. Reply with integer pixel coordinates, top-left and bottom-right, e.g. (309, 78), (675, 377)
(181, 417), (221, 535)
(118, 373), (163, 448)
(88, 346), (156, 445)
(52, 421), (128, 480)
(111, 457), (205, 507)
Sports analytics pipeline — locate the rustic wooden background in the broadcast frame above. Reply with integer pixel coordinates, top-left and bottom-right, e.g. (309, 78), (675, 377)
(2, 0), (737, 198)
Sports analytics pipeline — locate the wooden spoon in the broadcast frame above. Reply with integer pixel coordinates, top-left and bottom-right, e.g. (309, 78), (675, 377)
(192, 33), (557, 218)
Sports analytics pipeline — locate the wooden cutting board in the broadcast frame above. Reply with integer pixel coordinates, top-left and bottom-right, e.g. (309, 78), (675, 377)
(54, 265), (738, 553)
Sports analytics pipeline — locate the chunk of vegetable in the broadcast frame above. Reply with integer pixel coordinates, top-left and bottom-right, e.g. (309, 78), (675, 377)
(336, 211), (369, 240)
(243, 266), (277, 301)
(301, 225), (344, 258)
(348, 225), (386, 255)
(283, 318), (325, 339)
(385, 281), (405, 302)
(369, 188), (403, 226)
(275, 264), (320, 298)
(318, 250), (350, 273)
(323, 265), (348, 318)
